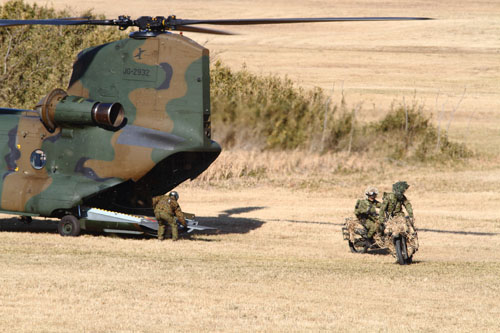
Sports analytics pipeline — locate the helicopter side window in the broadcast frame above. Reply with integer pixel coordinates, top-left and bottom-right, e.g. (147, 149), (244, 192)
(30, 149), (47, 170)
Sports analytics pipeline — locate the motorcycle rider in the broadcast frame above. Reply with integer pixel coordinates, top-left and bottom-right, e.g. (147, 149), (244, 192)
(354, 187), (381, 242)
(378, 181), (414, 233)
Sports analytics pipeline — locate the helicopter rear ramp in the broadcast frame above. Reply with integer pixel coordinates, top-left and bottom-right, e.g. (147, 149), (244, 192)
(80, 207), (215, 236)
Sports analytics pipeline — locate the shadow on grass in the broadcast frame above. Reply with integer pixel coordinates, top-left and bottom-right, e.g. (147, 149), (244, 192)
(418, 228), (499, 236)
(267, 218), (343, 226)
(0, 216), (58, 234)
(366, 247), (391, 256)
(0, 206), (267, 240)
(196, 206), (266, 235)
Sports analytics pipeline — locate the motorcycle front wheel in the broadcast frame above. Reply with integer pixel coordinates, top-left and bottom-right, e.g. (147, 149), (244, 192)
(394, 236), (412, 265)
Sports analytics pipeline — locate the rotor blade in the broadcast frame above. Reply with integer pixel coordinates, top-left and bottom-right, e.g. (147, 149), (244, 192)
(173, 17), (433, 26)
(175, 25), (235, 35)
(0, 108), (38, 114)
(0, 18), (92, 27)
(58, 17), (91, 21)
(0, 16), (434, 31)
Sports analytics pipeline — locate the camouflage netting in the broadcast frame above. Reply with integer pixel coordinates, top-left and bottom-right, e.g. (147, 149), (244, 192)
(372, 233), (386, 249)
(383, 216), (419, 258)
(343, 216), (365, 243)
(343, 215), (419, 258)
(343, 216), (386, 248)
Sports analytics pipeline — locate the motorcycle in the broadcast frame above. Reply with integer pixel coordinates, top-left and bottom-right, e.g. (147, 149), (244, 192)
(342, 215), (418, 265)
(383, 216), (419, 265)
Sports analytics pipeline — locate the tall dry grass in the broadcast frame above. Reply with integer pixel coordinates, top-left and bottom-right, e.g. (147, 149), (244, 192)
(185, 149), (491, 191)
(194, 150), (368, 181)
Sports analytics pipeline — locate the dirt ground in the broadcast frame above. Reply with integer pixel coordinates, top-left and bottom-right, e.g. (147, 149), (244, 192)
(1, 0), (499, 331)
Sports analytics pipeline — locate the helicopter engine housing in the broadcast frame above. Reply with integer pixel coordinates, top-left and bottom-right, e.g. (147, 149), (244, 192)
(37, 88), (125, 130)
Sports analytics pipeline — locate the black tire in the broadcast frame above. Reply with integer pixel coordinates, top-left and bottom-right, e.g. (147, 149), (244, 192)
(348, 240), (368, 254)
(58, 215), (81, 237)
(394, 237), (408, 265)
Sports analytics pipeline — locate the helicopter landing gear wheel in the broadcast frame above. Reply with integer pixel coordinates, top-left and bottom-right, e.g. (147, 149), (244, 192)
(58, 215), (81, 237)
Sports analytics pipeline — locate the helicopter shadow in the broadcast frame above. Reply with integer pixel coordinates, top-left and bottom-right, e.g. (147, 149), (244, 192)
(195, 206), (266, 235)
(0, 216), (58, 234)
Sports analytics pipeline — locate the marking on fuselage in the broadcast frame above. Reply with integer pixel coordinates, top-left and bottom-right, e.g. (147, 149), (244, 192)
(157, 63), (173, 90)
(134, 48), (146, 60)
(122, 65), (157, 82)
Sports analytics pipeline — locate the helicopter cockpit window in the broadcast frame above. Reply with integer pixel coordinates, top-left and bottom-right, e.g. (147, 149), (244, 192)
(30, 149), (47, 170)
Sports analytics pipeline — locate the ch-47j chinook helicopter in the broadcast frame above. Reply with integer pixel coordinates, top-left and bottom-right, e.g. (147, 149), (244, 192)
(0, 15), (430, 237)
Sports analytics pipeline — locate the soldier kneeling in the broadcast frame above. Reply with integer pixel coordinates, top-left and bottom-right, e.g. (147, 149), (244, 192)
(153, 191), (187, 241)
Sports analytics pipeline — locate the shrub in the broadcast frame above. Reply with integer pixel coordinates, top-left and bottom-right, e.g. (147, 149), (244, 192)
(0, 0), (123, 108)
(371, 103), (472, 162)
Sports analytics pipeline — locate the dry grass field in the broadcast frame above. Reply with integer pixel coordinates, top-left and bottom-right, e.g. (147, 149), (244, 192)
(1, 0), (500, 332)
(1, 168), (500, 332)
(1, 153), (499, 332)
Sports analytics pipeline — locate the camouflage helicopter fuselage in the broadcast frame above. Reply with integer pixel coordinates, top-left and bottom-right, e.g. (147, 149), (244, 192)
(0, 33), (220, 218)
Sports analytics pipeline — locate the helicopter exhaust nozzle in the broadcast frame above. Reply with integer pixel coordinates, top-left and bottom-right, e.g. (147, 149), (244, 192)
(92, 102), (125, 128)
(36, 89), (125, 130)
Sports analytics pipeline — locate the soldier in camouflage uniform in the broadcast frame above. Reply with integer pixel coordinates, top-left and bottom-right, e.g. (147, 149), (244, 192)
(379, 181), (414, 232)
(354, 187), (381, 241)
(152, 191), (187, 241)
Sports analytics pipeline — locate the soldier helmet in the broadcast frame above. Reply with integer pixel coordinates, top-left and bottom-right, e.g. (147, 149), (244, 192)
(168, 191), (179, 200)
(392, 181), (410, 194)
(365, 187), (379, 198)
